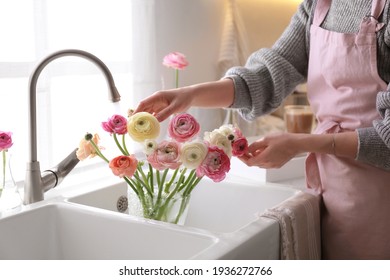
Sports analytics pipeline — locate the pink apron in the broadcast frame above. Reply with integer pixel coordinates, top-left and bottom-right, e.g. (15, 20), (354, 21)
(306, 0), (390, 259)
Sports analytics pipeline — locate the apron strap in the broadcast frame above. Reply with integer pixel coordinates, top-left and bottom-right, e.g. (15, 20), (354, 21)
(313, 0), (331, 26)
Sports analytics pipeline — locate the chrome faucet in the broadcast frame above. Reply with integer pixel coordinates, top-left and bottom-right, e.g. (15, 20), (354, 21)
(24, 49), (121, 205)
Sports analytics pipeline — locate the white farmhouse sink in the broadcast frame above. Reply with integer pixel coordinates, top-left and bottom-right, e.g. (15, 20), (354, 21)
(0, 202), (218, 260)
(64, 175), (299, 259)
(67, 181), (128, 213)
(186, 178), (297, 233)
(68, 177), (297, 233)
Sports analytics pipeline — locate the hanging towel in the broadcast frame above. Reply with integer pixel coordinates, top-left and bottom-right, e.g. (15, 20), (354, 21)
(217, 0), (250, 76)
(261, 191), (321, 260)
(218, 0), (257, 133)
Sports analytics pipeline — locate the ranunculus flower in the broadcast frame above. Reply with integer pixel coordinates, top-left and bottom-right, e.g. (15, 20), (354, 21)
(217, 124), (235, 138)
(127, 112), (160, 142)
(204, 130), (232, 158)
(232, 137), (248, 157)
(102, 114), (128, 135)
(180, 140), (208, 169)
(208, 124), (242, 141)
(196, 146), (230, 182)
(147, 140), (181, 170)
(233, 127), (244, 138)
(168, 113), (200, 142)
(76, 133), (101, 160)
(162, 52), (189, 70)
(0, 131), (13, 151)
(109, 155), (138, 178)
(143, 139), (158, 156)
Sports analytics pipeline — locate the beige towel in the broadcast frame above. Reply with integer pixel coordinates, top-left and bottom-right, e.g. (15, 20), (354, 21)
(217, 0), (250, 76)
(218, 0), (257, 134)
(261, 192), (321, 260)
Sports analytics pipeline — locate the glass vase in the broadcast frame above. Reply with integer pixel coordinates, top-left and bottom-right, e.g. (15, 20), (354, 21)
(127, 186), (191, 225)
(0, 151), (21, 212)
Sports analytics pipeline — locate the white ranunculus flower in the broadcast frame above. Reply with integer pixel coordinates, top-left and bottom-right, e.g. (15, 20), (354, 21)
(217, 124), (235, 137)
(204, 124), (235, 142)
(204, 131), (232, 158)
(143, 139), (158, 156)
(180, 140), (208, 169)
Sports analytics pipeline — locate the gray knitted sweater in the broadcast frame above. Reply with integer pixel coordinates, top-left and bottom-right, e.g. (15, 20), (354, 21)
(226, 0), (390, 170)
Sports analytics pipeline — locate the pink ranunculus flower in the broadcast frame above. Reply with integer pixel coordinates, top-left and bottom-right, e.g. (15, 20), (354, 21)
(102, 114), (128, 135)
(0, 131), (13, 151)
(196, 146), (230, 183)
(109, 155), (138, 178)
(232, 137), (249, 157)
(162, 52), (189, 70)
(168, 113), (200, 143)
(147, 140), (181, 171)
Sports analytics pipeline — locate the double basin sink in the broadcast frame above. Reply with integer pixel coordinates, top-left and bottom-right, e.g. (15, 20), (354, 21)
(0, 172), (299, 260)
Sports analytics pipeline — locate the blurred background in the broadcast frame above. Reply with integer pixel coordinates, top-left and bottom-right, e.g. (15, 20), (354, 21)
(0, 0), (303, 182)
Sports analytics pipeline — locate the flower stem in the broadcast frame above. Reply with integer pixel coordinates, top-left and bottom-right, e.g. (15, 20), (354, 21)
(164, 168), (179, 193)
(1, 150), (6, 190)
(153, 168), (169, 213)
(179, 169), (196, 192)
(159, 169), (169, 189)
(155, 168), (186, 220)
(173, 195), (191, 224)
(121, 134), (130, 155)
(89, 140), (109, 163)
(137, 165), (153, 194)
(156, 169), (161, 190)
(184, 176), (203, 197)
(123, 176), (138, 196)
(148, 163), (154, 191)
(133, 171), (153, 197)
(113, 133), (128, 155)
(129, 179), (149, 217)
(176, 167), (187, 191)
(175, 69), (179, 88)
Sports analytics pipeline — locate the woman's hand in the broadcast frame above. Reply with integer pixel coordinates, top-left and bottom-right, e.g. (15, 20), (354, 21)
(134, 88), (193, 122)
(238, 131), (358, 169)
(238, 133), (304, 169)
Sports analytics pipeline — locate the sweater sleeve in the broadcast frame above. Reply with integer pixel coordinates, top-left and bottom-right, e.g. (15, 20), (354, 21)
(357, 89), (390, 170)
(356, 127), (390, 170)
(223, 0), (313, 121)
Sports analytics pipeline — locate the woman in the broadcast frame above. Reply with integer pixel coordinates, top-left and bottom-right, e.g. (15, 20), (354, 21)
(134, 0), (390, 259)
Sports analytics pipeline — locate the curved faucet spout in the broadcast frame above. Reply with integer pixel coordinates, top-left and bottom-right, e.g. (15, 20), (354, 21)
(25, 49), (121, 205)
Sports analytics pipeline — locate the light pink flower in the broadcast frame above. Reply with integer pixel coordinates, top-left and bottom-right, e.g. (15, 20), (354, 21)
(196, 146), (230, 182)
(162, 52), (189, 70)
(147, 140), (181, 171)
(232, 137), (248, 157)
(0, 131), (13, 151)
(109, 155), (138, 178)
(233, 127), (244, 138)
(102, 114), (128, 135)
(168, 113), (200, 142)
(76, 133), (101, 160)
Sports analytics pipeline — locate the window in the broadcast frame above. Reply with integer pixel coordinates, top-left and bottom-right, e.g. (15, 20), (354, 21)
(0, 0), (133, 182)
